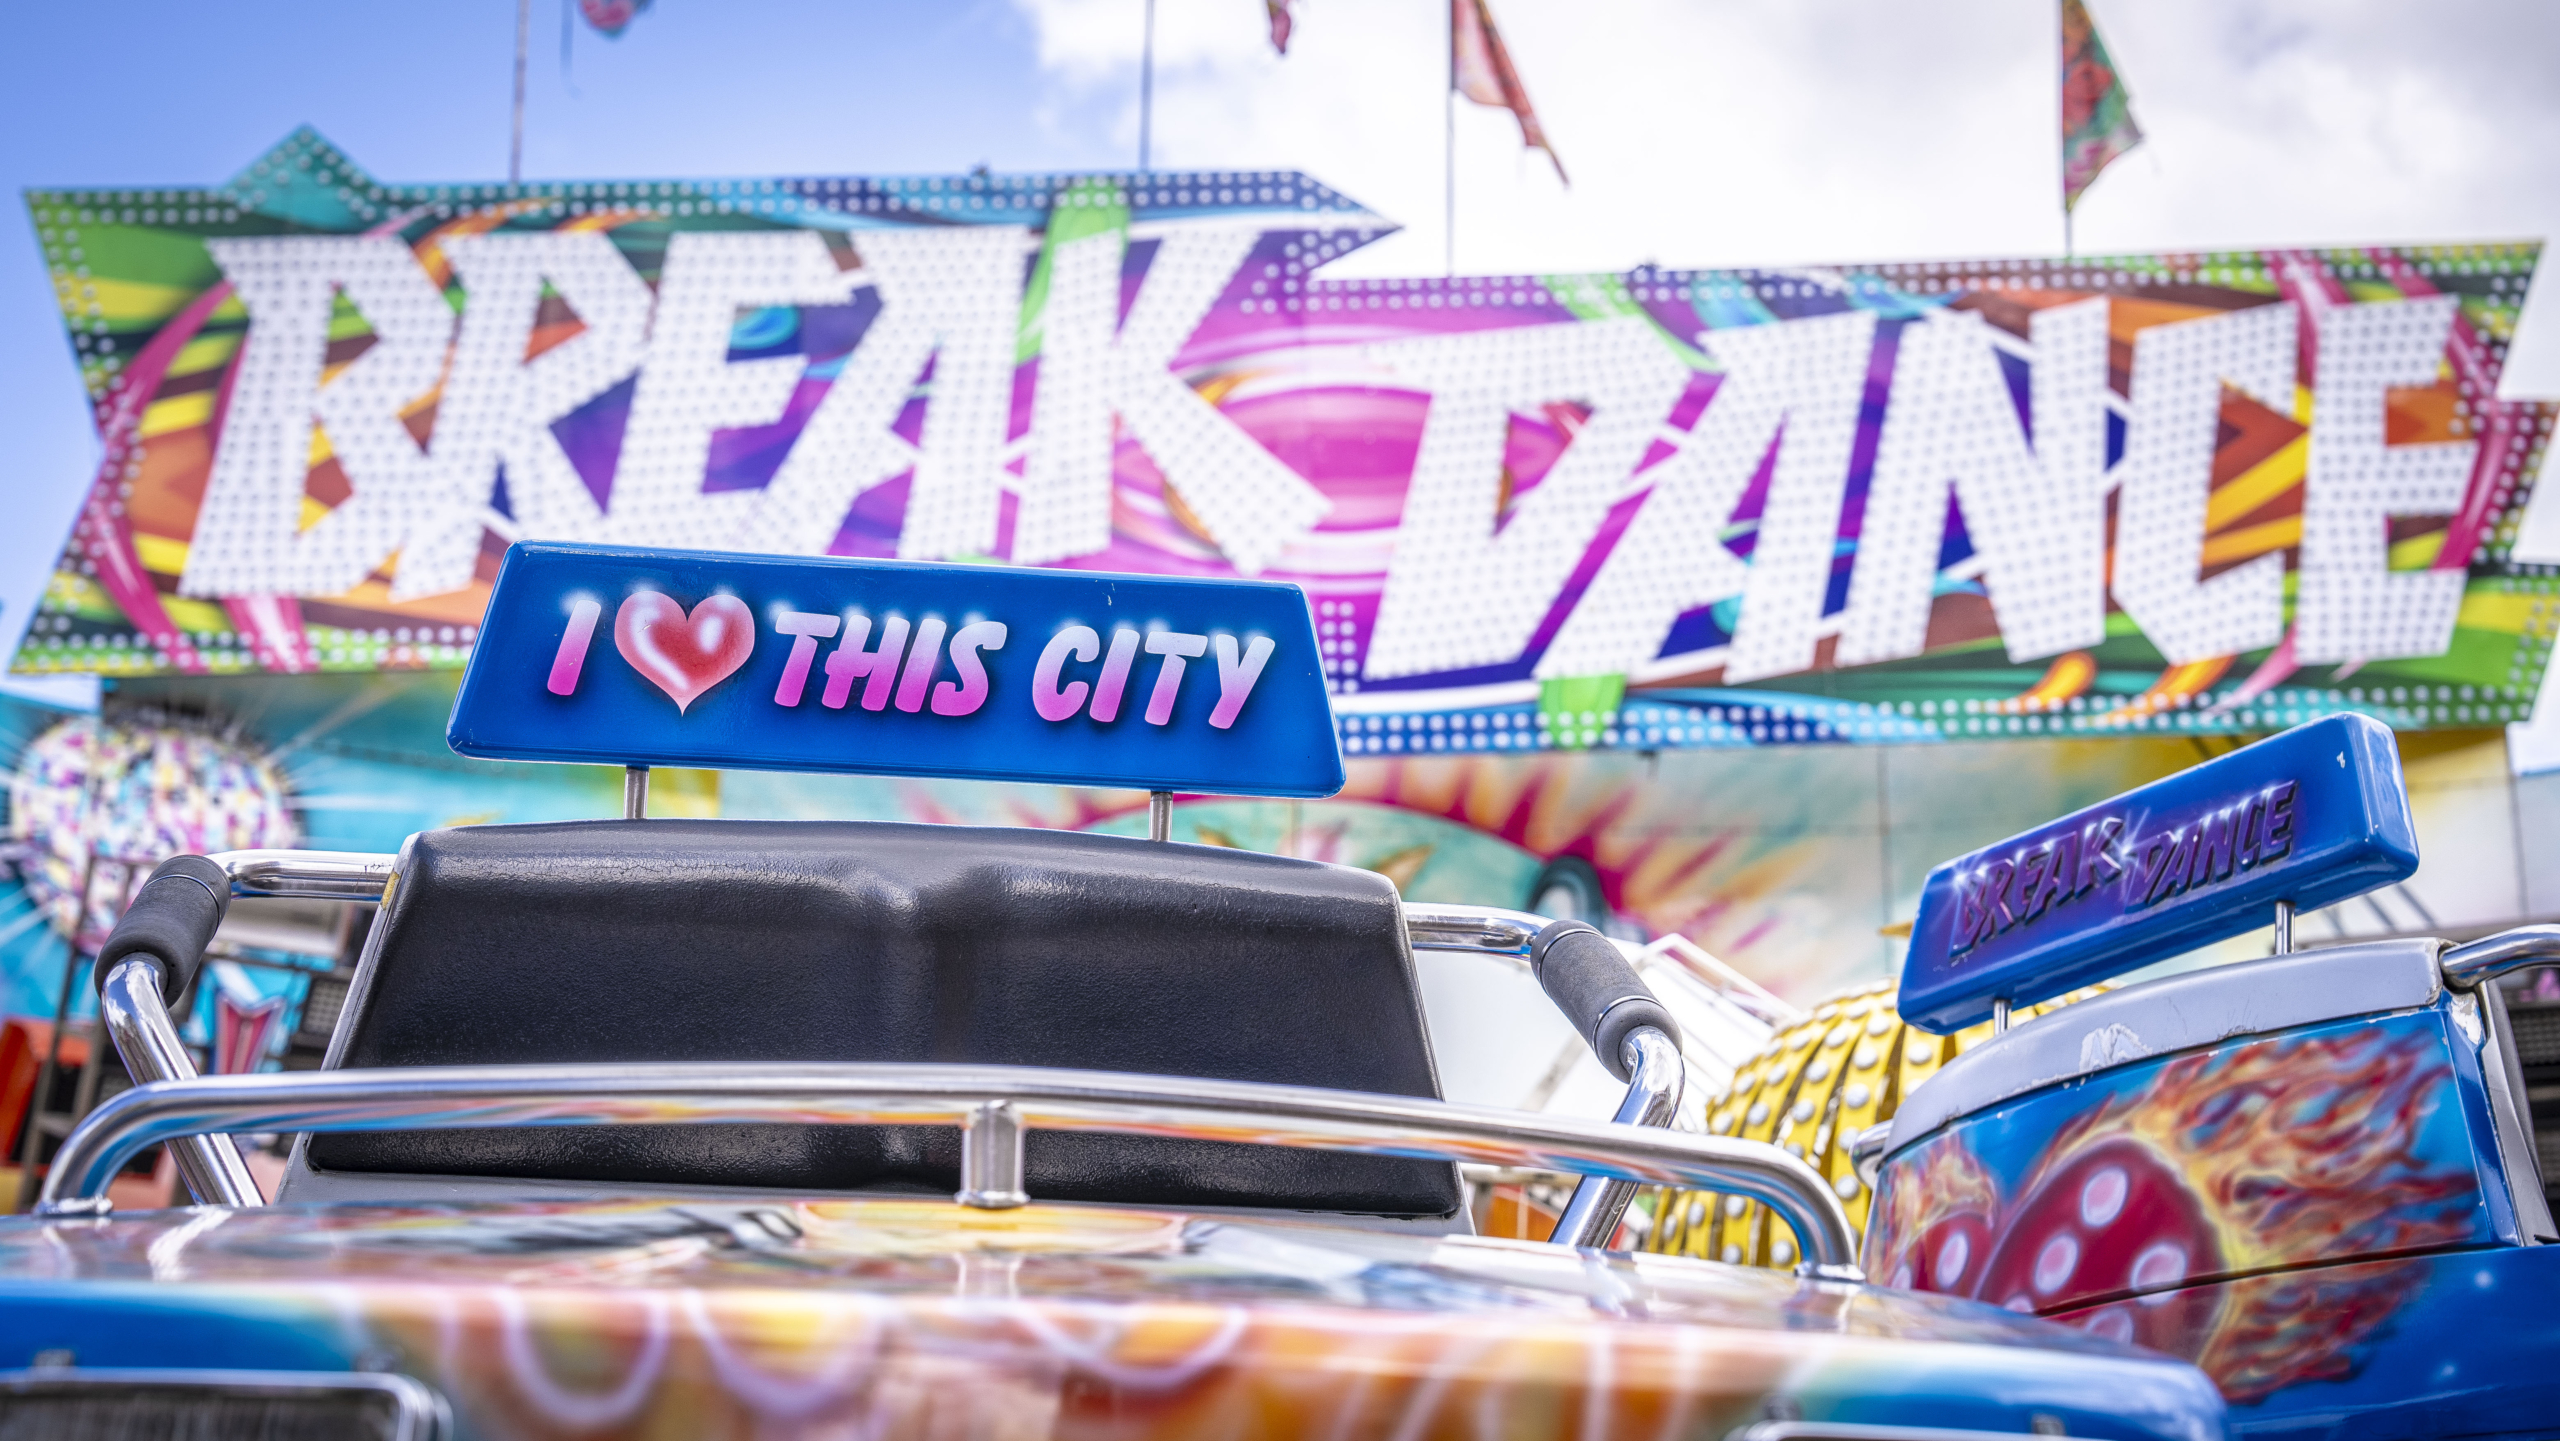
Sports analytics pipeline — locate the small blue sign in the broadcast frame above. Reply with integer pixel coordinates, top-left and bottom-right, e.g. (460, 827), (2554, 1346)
(1899, 713), (2419, 1034)
(448, 543), (1347, 798)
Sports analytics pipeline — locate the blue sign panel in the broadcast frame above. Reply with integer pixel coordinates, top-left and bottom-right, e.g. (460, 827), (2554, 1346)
(1899, 714), (2419, 1033)
(448, 543), (1346, 798)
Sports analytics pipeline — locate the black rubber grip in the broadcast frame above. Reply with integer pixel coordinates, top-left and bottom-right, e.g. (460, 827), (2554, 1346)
(96, 855), (231, 1005)
(1531, 920), (1679, 1081)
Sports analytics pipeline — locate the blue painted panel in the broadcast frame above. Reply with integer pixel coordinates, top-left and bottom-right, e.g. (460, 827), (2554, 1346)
(1901, 714), (2418, 1033)
(448, 543), (1346, 798)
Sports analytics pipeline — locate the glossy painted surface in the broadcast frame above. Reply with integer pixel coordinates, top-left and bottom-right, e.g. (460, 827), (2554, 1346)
(1901, 715), (2419, 1032)
(450, 542), (1344, 797)
(1870, 1001), (2534, 1436)
(2048, 1245), (2560, 1439)
(0, 1196), (2226, 1440)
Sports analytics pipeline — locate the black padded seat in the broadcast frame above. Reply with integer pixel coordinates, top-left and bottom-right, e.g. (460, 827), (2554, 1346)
(310, 820), (1462, 1217)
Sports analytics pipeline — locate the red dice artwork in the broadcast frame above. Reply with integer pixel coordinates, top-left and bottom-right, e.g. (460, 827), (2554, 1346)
(1868, 1011), (2493, 1402)
(1971, 1139), (2225, 1354)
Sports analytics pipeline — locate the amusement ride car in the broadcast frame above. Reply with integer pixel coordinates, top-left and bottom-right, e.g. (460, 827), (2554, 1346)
(1647, 713), (2560, 1439)
(5, 541), (2536, 1438)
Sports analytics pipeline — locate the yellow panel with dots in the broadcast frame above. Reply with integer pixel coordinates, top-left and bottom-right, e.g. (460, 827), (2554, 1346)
(1643, 983), (2104, 1271)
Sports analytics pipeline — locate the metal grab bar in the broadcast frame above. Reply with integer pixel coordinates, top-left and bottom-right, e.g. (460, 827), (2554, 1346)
(1549, 1026), (1683, 1248)
(1403, 904), (1550, 963)
(2441, 925), (2560, 991)
(79, 848), (390, 1208)
(34, 1061), (1861, 1273)
(207, 850), (398, 902)
(96, 960), (263, 1208)
(1404, 903), (1695, 1249)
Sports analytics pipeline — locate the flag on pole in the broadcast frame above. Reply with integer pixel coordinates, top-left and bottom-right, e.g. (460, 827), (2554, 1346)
(1453, 0), (1565, 185)
(2060, 0), (2141, 213)
(578, 0), (653, 38)
(1266, 1), (1294, 55)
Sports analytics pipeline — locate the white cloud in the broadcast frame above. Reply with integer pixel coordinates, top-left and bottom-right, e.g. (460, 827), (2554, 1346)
(1009, 0), (2559, 394)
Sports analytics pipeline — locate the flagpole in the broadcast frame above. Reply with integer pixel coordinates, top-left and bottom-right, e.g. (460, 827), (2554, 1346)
(511, 0), (530, 183)
(1445, 0), (1456, 277)
(1139, 0), (1156, 171)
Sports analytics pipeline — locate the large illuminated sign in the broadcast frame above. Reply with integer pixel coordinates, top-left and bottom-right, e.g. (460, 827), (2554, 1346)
(24, 129), (2556, 751)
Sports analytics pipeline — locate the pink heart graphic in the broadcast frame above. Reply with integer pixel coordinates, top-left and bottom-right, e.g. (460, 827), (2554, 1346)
(614, 591), (755, 713)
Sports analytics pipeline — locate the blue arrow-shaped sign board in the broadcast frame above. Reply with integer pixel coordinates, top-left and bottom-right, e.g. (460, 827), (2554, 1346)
(448, 543), (1346, 798)
(1899, 713), (2420, 1034)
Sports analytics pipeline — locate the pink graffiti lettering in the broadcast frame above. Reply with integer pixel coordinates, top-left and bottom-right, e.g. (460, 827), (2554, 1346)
(1208, 634), (1274, 730)
(932, 621), (1008, 717)
(1088, 627), (1142, 723)
(1033, 626), (1101, 722)
(892, 618), (949, 714)
(771, 610), (840, 707)
(821, 613), (910, 712)
(1141, 631), (1209, 726)
(547, 595), (603, 696)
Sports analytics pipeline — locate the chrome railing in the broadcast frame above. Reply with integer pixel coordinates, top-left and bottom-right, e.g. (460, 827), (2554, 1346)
(1404, 903), (1693, 1246)
(1547, 1026), (1684, 1248)
(2440, 925), (2560, 991)
(208, 849), (397, 901)
(92, 860), (1815, 1262)
(96, 959), (264, 1208)
(37, 1060), (1859, 1273)
(1403, 904), (1548, 962)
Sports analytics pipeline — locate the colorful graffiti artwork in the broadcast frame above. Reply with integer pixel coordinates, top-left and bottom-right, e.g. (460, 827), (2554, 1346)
(6, 715), (298, 943)
(1867, 1005), (2503, 1412)
(20, 131), (2557, 753)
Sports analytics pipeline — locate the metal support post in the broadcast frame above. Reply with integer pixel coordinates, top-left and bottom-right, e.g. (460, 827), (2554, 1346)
(956, 1099), (1028, 1209)
(2272, 900), (2293, 956)
(623, 766), (649, 821)
(1148, 790), (1171, 842)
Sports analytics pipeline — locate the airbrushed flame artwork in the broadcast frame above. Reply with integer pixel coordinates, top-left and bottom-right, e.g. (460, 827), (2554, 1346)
(1867, 1011), (2500, 1397)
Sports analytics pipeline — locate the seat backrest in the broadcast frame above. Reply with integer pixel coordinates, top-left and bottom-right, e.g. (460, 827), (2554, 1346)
(306, 820), (1461, 1217)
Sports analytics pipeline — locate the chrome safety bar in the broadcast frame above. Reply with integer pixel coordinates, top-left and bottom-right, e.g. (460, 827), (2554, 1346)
(96, 960), (264, 1208)
(81, 847), (393, 1209)
(208, 849), (398, 902)
(36, 1061), (1860, 1272)
(2440, 925), (2560, 991)
(1549, 1026), (1683, 1248)
(1405, 903), (1694, 1248)
(1402, 903), (1549, 963)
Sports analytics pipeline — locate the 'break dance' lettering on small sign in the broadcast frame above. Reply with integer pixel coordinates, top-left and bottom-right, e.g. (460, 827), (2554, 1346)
(1897, 714), (2416, 1033)
(1948, 782), (2299, 961)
